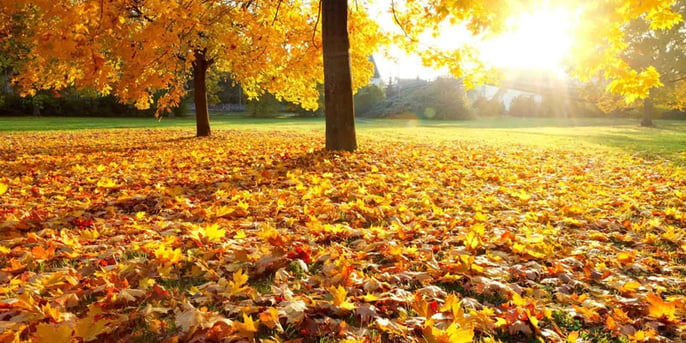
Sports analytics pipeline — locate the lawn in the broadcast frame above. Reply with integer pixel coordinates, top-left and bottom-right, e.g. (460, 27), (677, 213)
(0, 118), (685, 342)
(1, 115), (685, 165)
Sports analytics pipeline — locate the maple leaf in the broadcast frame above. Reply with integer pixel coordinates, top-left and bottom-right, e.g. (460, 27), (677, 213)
(154, 245), (184, 265)
(117, 288), (146, 302)
(618, 280), (641, 294)
(200, 223), (226, 242)
(646, 292), (676, 321)
(279, 300), (307, 324)
(96, 177), (117, 188)
(75, 306), (112, 342)
(2, 258), (27, 274)
(0, 182), (8, 195)
(175, 302), (232, 334)
(629, 329), (658, 342)
(422, 319), (474, 343)
(259, 307), (283, 332)
(31, 245), (56, 260)
(39, 272), (79, 290)
(40, 303), (68, 322)
(233, 313), (259, 339)
(440, 294), (471, 327)
(33, 322), (73, 343)
(329, 285), (356, 310)
(226, 269), (250, 297)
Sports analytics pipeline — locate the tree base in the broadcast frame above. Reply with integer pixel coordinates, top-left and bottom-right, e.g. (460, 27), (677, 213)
(640, 119), (655, 127)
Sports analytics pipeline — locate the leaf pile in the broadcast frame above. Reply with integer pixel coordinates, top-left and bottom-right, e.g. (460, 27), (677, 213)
(1, 129), (685, 343)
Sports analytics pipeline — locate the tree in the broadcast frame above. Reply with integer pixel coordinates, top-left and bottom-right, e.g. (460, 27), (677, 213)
(0, 0), (381, 137)
(624, 0), (686, 126)
(323, 0), (357, 151)
(570, 1), (684, 115)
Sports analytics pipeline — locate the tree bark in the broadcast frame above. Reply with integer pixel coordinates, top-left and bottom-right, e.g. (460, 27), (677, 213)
(193, 50), (211, 137)
(640, 97), (655, 127)
(322, 0), (357, 151)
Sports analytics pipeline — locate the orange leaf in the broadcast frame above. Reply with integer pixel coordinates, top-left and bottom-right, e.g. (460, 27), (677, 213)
(617, 251), (635, 264)
(646, 293), (676, 320)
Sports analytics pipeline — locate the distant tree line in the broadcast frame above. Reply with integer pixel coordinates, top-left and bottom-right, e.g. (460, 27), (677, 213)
(3, 71), (684, 120)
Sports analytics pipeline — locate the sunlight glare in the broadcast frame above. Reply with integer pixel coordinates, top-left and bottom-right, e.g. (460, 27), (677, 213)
(478, 8), (575, 74)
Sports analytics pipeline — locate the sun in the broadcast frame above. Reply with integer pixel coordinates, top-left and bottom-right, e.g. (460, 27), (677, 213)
(372, 6), (577, 80)
(478, 7), (575, 74)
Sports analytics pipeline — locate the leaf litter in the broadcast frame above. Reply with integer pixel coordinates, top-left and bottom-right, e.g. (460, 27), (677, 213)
(0, 129), (685, 342)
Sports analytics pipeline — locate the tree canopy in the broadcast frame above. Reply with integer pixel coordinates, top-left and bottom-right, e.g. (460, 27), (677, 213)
(0, 0), (381, 136)
(569, 1), (683, 104)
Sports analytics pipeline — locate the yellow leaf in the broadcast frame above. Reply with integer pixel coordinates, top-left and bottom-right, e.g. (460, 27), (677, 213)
(233, 313), (259, 339)
(227, 269), (250, 296)
(139, 277), (155, 290)
(329, 285), (355, 310)
(237, 201), (249, 211)
(616, 251), (635, 264)
(567, 331), (579, 343)
(445, 323), (474, 343)
(629, 329), (657, 341)
(474, 212), (487, 222)
(464, 231), (482, 251)
(154, 245), (184, 264)
(619, 280), (641, 294)
(203, 223), (226, 242)
(75, 315), (111, 341)
(0, 182), (8, 195)
(40, 272), (79, 289)
(96, 177), (117, 188)
(411, 294), (432, 318)
(214, 205), (235, 218)
(423, 319), (474, 343)
(33, 323), (73, 343)
(440, 294), (464, 321)
(361, 293), (380, 302)
(234, 229), (247, 239)
(41, 303), (66, 322)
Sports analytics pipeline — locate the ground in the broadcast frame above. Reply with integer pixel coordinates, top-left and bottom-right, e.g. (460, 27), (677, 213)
(0, 117), (685, 342)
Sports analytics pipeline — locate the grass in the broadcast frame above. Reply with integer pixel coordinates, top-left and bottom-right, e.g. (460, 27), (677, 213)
(1, 114), (685, 165)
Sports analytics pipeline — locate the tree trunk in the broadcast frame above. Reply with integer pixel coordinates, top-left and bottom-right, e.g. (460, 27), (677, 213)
(3, 68), (11, 93)
(193, 50), (211, 137)
(322, 0), (357, 151)
(640, 97), (655, 127)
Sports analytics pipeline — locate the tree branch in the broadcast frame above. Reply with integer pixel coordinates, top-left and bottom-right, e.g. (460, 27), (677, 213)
(311, 0), (322, 48)
(668, 74), (686, 83)
(272, 0), (283, 24)
(390, 0), (411, 39)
